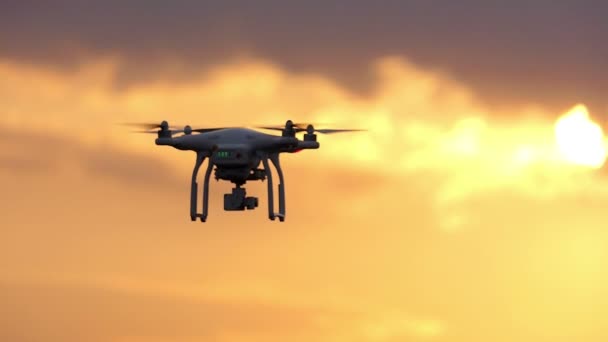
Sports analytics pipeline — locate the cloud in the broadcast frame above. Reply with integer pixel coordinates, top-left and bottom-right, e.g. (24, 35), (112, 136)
(2, 56), (608, 341)
(0, 280), (330, 342)
(1, 1), (606, 113)
(0, 276), (450, 342)
(356, 311), (445, 341)
(0, 124), (448, 342)
(0, 128), (183, 190)
(3, 55), (608, 230)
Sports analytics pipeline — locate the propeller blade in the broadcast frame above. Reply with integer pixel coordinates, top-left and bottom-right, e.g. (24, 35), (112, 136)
(255, 123), (323, 132)
(120, 122), (164, 130)
(291, 122), (328, 129)
(124, 124), (229, 135)
(255, 126), (308, 133)
(130, 129), (186, 135)
(119, 121), (188, 133)
(255, 126), (284, 131)
(130, 130), (160, 134)
(255, 124), (365, 134)
(314, 129), (367, 134)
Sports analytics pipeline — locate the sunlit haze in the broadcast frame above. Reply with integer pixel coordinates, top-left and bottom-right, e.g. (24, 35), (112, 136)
(1, 2), (608, 342)
(554, 104), (607, 168)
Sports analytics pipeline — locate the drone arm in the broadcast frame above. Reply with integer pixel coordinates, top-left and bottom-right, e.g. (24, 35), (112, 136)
(262, 156), (276, 221)
(269, 153), (286, 221)
(296, 140), (320, 150)
(190, 152), (207, 221)
(201, 158), (214, 222)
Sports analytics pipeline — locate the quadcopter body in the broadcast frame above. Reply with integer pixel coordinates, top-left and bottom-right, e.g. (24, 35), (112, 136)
(130, 120), (362, 222)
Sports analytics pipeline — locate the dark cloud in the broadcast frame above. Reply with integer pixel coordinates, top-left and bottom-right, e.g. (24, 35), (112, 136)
(1, 1), (607, 112)
(0, 127), (182, 189)
(0, 155), (49, 173)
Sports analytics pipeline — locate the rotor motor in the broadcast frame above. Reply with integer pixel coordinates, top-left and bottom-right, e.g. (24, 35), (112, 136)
(158, 120), (172, 138)
(303, 124), (317, 141)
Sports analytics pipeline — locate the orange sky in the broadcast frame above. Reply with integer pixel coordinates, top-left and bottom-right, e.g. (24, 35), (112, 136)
(1, 55), (608, 342)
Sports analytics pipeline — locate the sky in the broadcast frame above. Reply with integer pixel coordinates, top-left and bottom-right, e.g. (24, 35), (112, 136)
(1, 1), (608, 341)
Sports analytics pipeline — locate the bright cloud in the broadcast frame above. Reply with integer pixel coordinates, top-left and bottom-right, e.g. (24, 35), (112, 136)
(2, 56), (607, 229)
(2, 56), (608, 342)
(554, 103), (607, 168)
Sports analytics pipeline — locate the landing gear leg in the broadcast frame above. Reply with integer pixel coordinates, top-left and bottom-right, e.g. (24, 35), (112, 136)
(262, 156), (275, 221)
(190, 153), (206, 221)
(269, 153), (286, 222)
(201, 159), (214, 222)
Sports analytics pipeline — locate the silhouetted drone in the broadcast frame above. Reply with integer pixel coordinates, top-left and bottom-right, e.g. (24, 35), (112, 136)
(127, 120), (364, 222)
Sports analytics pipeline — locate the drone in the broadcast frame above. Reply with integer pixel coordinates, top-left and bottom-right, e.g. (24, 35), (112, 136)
(128, 120), (364, 222)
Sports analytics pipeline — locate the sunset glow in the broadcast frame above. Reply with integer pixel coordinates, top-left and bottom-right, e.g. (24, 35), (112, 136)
(1, 47), (607, 342)
(554, 104), (607, 168)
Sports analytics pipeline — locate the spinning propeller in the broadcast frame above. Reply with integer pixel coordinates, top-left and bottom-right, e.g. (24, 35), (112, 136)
(256, 120), (366, 135)
(121, 120), (365, 138)
(122, 121), (172, 133)
(122, 121), (231, 136)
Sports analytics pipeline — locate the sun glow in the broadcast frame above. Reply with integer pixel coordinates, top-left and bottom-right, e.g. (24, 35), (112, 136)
(554, 104), (607, 168)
